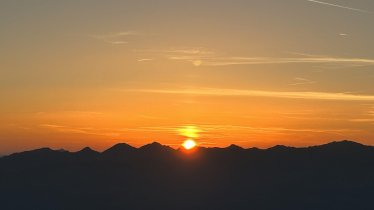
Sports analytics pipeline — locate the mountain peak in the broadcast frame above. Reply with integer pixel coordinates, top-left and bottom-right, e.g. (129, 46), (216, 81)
(141, 142), (162, 148)
(226, 144), (244, 150)
(149, 142), (163, 146)
(34, 147), (54, 153)
(81, 147), (93, 151)
(79, 147), (94, 152)
(327, 140), (364, 147)
(268, 145), (295, 152)
(140, 142), (173, 152)
(76, 147), (99, 156)
(103, 143), (136, 155)
(315, 140), (367, 151)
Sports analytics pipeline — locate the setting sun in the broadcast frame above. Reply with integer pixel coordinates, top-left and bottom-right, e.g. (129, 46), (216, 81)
(1, 0), (373, 209)
(182, 139), (197, 150)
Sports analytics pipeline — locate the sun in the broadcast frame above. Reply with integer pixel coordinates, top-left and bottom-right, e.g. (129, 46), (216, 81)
(182, 139), (197, 150)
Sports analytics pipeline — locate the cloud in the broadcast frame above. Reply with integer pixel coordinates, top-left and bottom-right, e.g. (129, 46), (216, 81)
(137, 47), (214, 66)
(36, 111), (104, 117)
(124, 87), (374, 101)
(307, 0), (369, 13)
(128, 124), (360, 138)
(40, 124), (120, 137)
(198, 124), (359, 134)
(138, 58), (153, 62)
(154, 48), (374, 68)
(197, 56), (374, 67)
(289, 77), (317, 86)
(92, 31), (138, 45)
(105, 41), (128, 45)
(137, 48), (214, 56)
(349, 119), (374, 123)
(138, 47), (374, 69)
(350, 109), (374, 123)
(193, 60), (203, 67)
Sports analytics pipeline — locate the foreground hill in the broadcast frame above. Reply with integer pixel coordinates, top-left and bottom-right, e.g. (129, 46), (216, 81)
(1, 140), (374, 210)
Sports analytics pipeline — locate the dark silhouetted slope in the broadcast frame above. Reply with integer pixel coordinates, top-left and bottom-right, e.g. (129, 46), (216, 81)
(139, 142), (174, 153)
(1, 140), (374, 210)
(103, 143), (136, 155)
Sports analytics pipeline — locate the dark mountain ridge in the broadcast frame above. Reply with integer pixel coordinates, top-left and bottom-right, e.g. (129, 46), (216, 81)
(1, 140), (373, 210)
(3, 140), (370, 159)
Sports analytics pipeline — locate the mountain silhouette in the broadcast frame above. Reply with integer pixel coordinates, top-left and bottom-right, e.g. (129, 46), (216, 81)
(139, 141), (174, 153)
(1, 140), (373, 210)
(73, 147), (100, 160)
(312, 140), (368, 151)
(103, 143), (136, 155)
(226, 144), (244, 151)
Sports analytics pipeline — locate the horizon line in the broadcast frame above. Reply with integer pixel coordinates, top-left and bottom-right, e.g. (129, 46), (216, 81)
(2, 139), (370, 156)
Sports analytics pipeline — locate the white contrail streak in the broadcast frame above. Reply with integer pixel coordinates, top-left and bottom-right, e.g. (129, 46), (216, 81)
(125, 88), (374, 101)
(307, 0), (369, 13)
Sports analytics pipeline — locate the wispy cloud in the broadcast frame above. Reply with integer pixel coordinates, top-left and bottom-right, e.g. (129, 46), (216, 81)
(137, 58), (154, 62)
(349, 109), (374, 123)
(147, 48), (374, 68)
(137, 48), (214, 56)
(40, 124), (120, 137)
(199, 124), (359, 135)
(289, 77), (317, 86)
(130, 124), (360, 138)
(307, 0), (369, 13)
(197, 56), (374, 67)
(92, 31), (138, 45)
(349, 118), (374, 123)
(137, 47), (213, 66)
(36, 111), (104, 117)
(123, 88), (374, 101)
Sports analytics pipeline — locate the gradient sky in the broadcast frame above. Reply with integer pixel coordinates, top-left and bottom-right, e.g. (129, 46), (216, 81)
(1, 0), (374, 154)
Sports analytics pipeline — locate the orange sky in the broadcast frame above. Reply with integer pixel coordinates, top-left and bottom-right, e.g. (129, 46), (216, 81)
(1, 0), (374, 154)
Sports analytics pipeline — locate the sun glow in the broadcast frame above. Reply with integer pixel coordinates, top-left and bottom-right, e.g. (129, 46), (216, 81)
(182, 139), (197, 150)
(178, 126), (201, 138)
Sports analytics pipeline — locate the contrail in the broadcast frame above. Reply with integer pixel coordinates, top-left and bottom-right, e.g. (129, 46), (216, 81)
(307, 0), (369, 13)
(126, 88), (374, 101)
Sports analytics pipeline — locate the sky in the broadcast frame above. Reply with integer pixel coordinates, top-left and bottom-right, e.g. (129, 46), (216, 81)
(1, 0), (374, 154)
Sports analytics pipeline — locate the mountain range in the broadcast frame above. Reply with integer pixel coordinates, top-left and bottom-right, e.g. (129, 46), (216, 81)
(1, 140), (373, 210)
